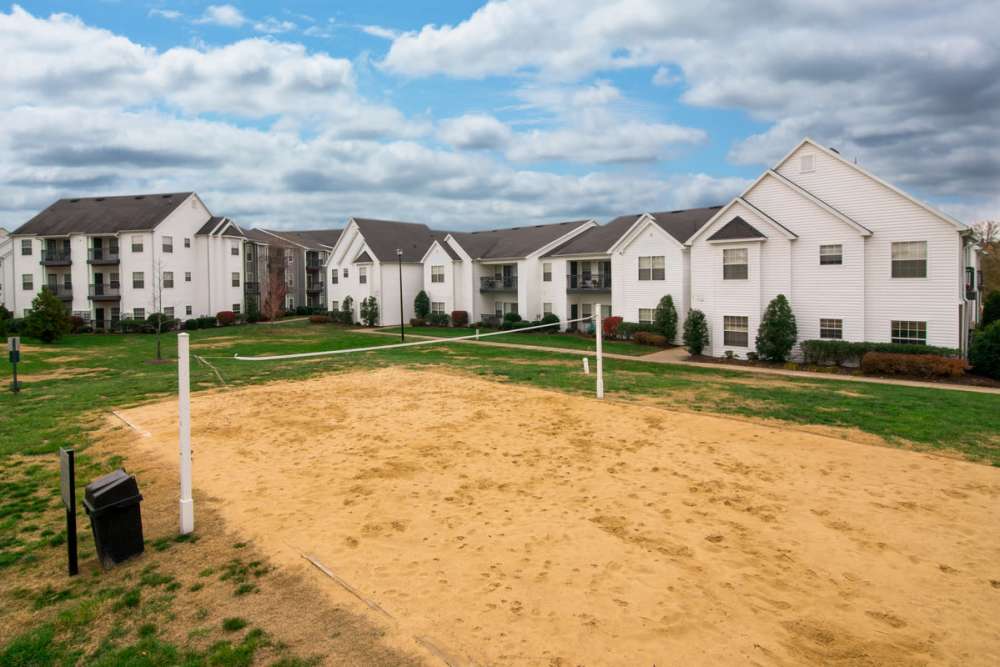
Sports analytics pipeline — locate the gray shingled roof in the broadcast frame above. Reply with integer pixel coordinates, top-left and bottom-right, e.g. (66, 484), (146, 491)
(544, 215), (640, 256)
(430, 232), (461, 260)
(196, 216), (226, 236)
(706, 216), (766, 241)
(243, 227), (277, 244)
(353, 251), (373, 263)
(266, 229), (342, 250)
(14, 193), (194, 236)
(649, 206), (723, 244)
(351, 218), (439, 263)
(450, 220), (592, 260)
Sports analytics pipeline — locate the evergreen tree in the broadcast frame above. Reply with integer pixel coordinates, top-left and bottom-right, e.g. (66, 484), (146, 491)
(340, 296), (354, 324)
(683, 309), (709, 355)
(755, 294), (797, 362)
(654, 294), (678, 342)
(24, 287), (71, 343)
(359, 296), (379, 327)
(982, 290), (1000, 329)
(970, 321), (1000, 379)
(414, 290), (430, 319)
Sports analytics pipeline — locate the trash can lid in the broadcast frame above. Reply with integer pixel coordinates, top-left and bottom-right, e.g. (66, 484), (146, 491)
(84, 469), (141, 511)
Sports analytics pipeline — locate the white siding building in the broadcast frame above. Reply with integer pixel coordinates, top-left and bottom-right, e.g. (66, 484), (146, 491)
(688, 138), (981, 358)
(0, 229), (12, 311)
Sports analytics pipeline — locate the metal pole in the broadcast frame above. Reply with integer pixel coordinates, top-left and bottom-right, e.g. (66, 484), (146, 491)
(178, 333), (194, 534)
(397, 249), (404, 342)
(595, 304), (604, 399)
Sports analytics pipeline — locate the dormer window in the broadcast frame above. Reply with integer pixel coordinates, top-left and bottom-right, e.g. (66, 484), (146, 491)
(800, 154), (815, 173)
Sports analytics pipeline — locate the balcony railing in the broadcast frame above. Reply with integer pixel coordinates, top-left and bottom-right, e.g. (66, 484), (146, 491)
(40, 249), (72, 265)
(306, 259), (323, 269)
(45, 284), (73, 300)
(306, 282), (324, 293)
(567, 273), (611, 291)
(88, 248), (120, 264)
(245, 281), (260, 294)
(88, 283), (121, 299)
(480, 276), (518, 291)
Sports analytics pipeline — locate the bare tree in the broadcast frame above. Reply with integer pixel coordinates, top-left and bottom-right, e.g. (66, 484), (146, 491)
(973, 220), (999, 294)
(261, 248), (288, 325)
(152, 259), (166, 361)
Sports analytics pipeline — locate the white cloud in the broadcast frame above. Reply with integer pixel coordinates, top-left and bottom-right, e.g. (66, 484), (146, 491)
(652, 66), (679, 86)
(149, 8), (182, 21)
(196, 4), (247, 28)
(253, 17), (296, 34)
(361, 25), (401, 40)
(438, 114), (513, 150)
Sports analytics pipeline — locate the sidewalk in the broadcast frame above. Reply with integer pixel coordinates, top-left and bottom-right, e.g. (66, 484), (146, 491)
(360, 329), (1000, 395)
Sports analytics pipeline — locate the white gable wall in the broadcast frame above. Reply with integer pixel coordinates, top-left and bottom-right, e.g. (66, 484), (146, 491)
(422, 244), (459, 316)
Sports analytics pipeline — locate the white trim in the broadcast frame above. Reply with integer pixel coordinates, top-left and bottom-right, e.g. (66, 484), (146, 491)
(707, 237), (766, 245)
(766, 169), (872, 236)
(685, 197), (796, 246)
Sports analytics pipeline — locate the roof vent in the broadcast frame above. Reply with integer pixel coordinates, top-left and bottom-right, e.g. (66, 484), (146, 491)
(162, 194), (172, 199)
(95, 198), (105, 202)
(69, 199), (80, 203)
(829, 147), (840, 154)
(134, 196), (144, 200)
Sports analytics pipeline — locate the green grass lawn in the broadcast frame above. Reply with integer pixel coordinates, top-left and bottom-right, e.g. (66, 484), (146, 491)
(1, 322), (998, 465)
(375, 325), (652, 356)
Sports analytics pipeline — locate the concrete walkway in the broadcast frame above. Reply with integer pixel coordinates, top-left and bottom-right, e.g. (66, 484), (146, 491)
(360, 329), (1000, 396)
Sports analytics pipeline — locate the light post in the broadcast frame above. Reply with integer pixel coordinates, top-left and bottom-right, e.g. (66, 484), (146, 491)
(396, 248), (404, 342)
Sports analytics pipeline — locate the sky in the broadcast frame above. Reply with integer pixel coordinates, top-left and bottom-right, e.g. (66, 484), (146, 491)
(1, 1), (998, 232)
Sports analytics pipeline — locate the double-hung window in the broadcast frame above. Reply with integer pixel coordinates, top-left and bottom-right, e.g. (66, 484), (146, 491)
(20, 240), (32, 256)
(891, 321), (926, 345)
(819, 244), (842, 265)
(542, 263), (552, 282)
(723, 248), (748, 280)
(22, 274), (33, 290)
(543, 302), (553, 315)
(162, 236), (173, 253)
(185, 271), (191, 282)
(330, 300), (339, 312)
(230, 241), (239, 256)
(331, 272), (338, 284)
(359, 267), (367, 284)
(723, 316), (749, 347)
(819, 318), (843, 339)
(163, 271), (174, 288)
(891, 242), (927, 278)
(431, 265), (444, 283)
(638, 256), (665, 281)
(131, 236), (144, 253)
(431, 302), (445, 314)
(231, 272), (240, 287)
(133, 308), (145, 320)
(132, 272), (144, 289)
(638, 308), (654, 324)
(164, 307), (174, 318)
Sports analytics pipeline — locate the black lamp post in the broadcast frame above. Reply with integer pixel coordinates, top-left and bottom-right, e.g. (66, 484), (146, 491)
(396, 248), (404, 342)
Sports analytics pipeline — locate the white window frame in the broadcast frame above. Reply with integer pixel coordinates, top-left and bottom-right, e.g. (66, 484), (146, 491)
(638, 256), (665, 281)
(20, 239), (32, 256)
(163, 271), (174, 288)
(132, 271), (144, 289)
(431, 301), (445, 314)
(164, 306), (175, 318)
(185, 305), (192, 316)
(543, 263), (552, 282)
(723, 315), (749, 347)
(22, 274), (33, 290)
(723, 248), (748, 280)
(638, 308), (654, 324)
(891, 241), (927, 278)
(543, 302), (553, 315)
(330, 300), (339, 312)
(233, 303), (241, 314)
(431, 265), (444, 283)
(359, 266), (367, 284)
(819, 318), (843, 339)
(133, 307), (145, 320)
(230, 241), (240, 256)
(819, 244), (843, 265)
(185, 271), (191, 282)
(162, 236), (173, 253)
(131, 236), (144, 253)
(891, 320), (926, 345)
(331, 272), (338, 284)
(231, 272), (240, 287)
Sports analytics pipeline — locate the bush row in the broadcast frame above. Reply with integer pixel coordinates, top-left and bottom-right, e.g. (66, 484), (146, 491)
(800, 339), (960, 366)
(860, 352), (967, 378)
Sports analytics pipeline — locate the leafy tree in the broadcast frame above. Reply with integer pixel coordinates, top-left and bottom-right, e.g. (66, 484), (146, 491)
(340, 296), (354, 324)
(359, 296), (379, 327)
(755, 294), (798, 362)
(970, 321), (1000, 379)
(683, 309), (709, 355)
(24, 287), (71, 343)
(414, 290), (430, 319)
(0, 305), (11, 338)
(981, 290), (1000, 329)
(654, 294), (678, 342)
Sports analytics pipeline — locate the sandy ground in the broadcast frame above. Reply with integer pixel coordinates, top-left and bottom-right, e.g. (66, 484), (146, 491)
(117, 367), (1000, 666)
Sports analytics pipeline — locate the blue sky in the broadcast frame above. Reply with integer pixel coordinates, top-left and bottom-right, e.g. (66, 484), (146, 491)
(1, 1), (997, 230)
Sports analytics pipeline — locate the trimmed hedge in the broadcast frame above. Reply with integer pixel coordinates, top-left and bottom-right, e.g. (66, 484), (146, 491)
(800, 339), (960, 366)
(216, 311), (237, 326)
(427, 312), (450, 327)
(451, 310), (469, 327)
(614, 321), (657, 341)
(502, 311), (522, 323)
(409, 317), (427, 327)
(860, 352), (967, 378)
(634, 331), (668, 346)
(308, 314), (332, 324)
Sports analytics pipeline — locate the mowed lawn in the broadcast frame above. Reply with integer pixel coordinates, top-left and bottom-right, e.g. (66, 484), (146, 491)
(375, 325), (652, 356)
(1, 321), (998, 465)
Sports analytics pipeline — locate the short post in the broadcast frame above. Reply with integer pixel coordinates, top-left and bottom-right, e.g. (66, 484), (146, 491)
(8, 336), (20, 393)
(475, 328), (480, 341)
(58, 448), (78, 576)
(583, 357), (590, 374)
(178, 333), (194, 535)
(595, 305), (604, 399)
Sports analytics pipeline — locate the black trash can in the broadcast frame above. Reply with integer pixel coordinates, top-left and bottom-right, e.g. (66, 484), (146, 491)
(83, 469), (144, 569)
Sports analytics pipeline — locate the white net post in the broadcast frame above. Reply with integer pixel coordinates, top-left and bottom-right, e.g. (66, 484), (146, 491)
(595, 304), (604, 399)
(583, 357), (590, 374)
(178, 333), (195, 534)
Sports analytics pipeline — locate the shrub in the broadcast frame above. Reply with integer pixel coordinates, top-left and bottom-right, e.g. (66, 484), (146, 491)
(409, 317), (427, 327)
(540, 312), (560, 325)
(503, 311), (522, 323)
(0, 305), (11, 338)
(982, 291), (1000, 329)
(308, 314), (331, 324)
(147, 312), (175, 331)
(359, 296), (379, 327)
(861, 352), (967, 378)
(969, 321), (1000, 378)
(197, 316), (216, 329)
(427, 312), (450, 327)
(339, 296), (354, 325)
(216, 311), (237, 327)
(683, 310), (709, 355)
(654, 295), (678, 342)
(183, 319), (200, 331)
(615, 321), (656, 341)
(295, 306), (310, 316)
(7, 318), (25, 335)
(602, 315), (623, 339)
(451, 310), (469, 327)
(69, 315), (86, 333)
(414, 291), (430, 319)
(756, 294), (797, 362)
(800, 340), (961, 366)
(118, 318), (149, 334)
(635, 331), (668, 346)
(24, 287), (71, 342)
(246, 311), (261, 324)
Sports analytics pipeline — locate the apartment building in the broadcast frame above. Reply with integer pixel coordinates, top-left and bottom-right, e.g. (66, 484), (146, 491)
(687, 138), (981, 357)
(195, 216), (246, 316)
(257, 230), (342, 311)
(7, 193), (223, 326)
(0, 228), (11, 311)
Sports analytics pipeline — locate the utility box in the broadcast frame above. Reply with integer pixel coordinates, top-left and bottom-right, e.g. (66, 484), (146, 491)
(83, 469), (144, 569)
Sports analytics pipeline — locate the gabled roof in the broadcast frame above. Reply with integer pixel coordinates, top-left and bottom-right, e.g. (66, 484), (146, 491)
(13, 192), (195, 236)
(266, 229), (342, 250)
(648, 207), (724, 244)
(450, 220), (592, 260)
(353, 251), (373, 263)
(243, 228), (276, 244)
(707, 216), (766, 242)
(196, 216), (245, 238)
(351, 218), (438, 263)
(431, 232), (461, 260)
(545, 215), (640, 256)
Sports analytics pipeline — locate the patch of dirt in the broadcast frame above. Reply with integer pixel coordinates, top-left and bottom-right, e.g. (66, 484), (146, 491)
(507, 358), (578, 367)
(17, 367), (110, 382)
(113, 367), (1000, 666)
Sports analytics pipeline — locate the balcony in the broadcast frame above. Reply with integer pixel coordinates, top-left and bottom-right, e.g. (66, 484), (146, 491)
(45, 284), (73, 301)
(306, 282), (324, 294)
(245, 281), (260, 294)
(88, 248), (120, 265)
(88, 283), (121, 300)
(306, 259), (323, 270)
(567, 273), (611, 292)
(480, 276), (518, 292)
(40, 249), (72, 266)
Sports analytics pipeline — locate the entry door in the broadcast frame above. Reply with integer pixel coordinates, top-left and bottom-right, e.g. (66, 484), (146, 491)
(95, 307), (105, 328)
(502, 264), (514, 285)
(570, 304), (579, 330)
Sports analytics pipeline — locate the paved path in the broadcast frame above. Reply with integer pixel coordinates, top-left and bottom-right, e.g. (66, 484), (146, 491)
(360, 329), (1000, 395)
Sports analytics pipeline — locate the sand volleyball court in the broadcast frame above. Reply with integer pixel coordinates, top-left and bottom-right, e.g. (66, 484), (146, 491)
(116, 367), (999, 665)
